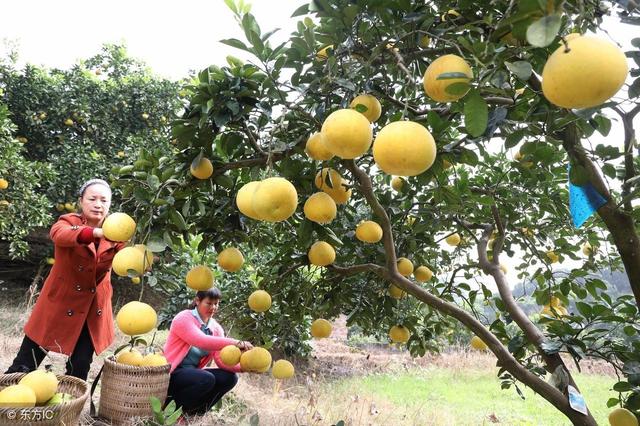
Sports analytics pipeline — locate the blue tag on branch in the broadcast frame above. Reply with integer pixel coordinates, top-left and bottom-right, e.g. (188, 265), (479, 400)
(568, 165), (607, 228)
(568, 385), (588, 415)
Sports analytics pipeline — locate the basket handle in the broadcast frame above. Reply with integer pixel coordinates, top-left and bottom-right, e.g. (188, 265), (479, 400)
(89, 364), (104, 417)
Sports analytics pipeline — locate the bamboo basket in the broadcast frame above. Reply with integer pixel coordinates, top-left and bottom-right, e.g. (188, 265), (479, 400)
(97, 357), (170, 424)
(0, 373), (89, 425)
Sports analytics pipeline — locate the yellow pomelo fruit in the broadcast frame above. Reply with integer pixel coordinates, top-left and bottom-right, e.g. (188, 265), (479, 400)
(252, 177), (298, 222)
(236, 181), (263, 220)
(116, 348), (143, 366)
(311, 319), (332, 338)
(308, 241), (336, 266)
(218, 247), (244, 272)
(0, 384), (36, 407)
(446, 233), (461, 246)
(414, 266), (433, 282)
(608, 407), (638, 426)
(116, 301), (157, 336)
(248, 290), (272, 313)
(0, 179), (8, 190)
(542, 35), (628, 109)
(470, 336), (488, 350)
(304, 192), (337, 224)
(240, 347), (272, 372)
(349, 94), (382, 123)
(372, 121), (437, 176)
(220, 345), (242, 366)
(391, 176), (404, 191)
(499, 263), (508, 274)
(272, 360), (295, 379)
(546, 251), (559, 263)
(55, 203), (65, 212)
(582, 242), (593, 256)
(388, 284), (406, 299)
(389, 325), (410, 343)
(314, 168), (352, 204)
(19, 370), (58, 404)
(355, 221), (383, 243)
(131, 277), (141, 284)
(190, 157), (213, 179)
(316, 45), (333, 61)
(321, 109), (373, 159)
(102, 212), (136, 242)
(305, 132), (334, 161)
(112, 245), (153, 277)
(423, 54), (473, 102)
(186, 265), (214, 290)
(65, 202), (76, 212)
(397, 257), (414, 277)
(140, 353), (168, 367)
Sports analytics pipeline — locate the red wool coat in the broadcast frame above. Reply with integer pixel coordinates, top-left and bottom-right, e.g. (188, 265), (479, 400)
(24, 213), (124, 355)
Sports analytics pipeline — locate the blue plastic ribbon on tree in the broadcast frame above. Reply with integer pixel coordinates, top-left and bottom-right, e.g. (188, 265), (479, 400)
(568, 165), (607, 228)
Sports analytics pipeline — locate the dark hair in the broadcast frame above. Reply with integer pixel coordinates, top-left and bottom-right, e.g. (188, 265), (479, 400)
(189, 288), (222, 309)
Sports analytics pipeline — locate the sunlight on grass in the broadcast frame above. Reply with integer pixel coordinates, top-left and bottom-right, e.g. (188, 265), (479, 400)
(325, 367), (615, 425)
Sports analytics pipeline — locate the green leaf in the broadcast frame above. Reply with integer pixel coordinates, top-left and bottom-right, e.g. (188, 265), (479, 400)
(613, 381), (632, 392)
(147, 235), (167, 253)
(445, 82), (471, 96)
(437, 72), (471, 80)
(505, 129), (526, 149)
(606, 398), (620, 408)
(464, 90), (488, 137)
(169, 209), (188, 231)
(219, 38), (251, 53)
(166, 408), (183, 425)
(575, 301), (592, 317)
(223, 0), (237, 13)
(526, 14), (562, 47)
(504, 61), (532, 80)
(149, 396), (162, 414)
(291, 4), (310, 17)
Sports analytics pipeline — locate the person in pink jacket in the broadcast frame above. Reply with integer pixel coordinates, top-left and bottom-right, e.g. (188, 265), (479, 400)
(164, 288), (253, 416)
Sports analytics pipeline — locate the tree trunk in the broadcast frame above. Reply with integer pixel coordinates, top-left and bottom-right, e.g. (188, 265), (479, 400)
(561, 123), (640, 308)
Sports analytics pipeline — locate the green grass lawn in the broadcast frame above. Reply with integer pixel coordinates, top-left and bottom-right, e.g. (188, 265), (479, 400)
(325, 367), (615, 425)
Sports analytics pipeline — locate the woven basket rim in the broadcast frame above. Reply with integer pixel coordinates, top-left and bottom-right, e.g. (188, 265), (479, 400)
(0, 372), (89, 413)
(104, 356), (171, 372)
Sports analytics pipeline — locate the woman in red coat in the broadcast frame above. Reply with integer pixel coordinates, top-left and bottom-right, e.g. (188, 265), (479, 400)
(5, 178), (124, 380)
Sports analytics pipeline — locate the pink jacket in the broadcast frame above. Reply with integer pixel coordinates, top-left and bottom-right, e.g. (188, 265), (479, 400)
(164, 310), (241, 373)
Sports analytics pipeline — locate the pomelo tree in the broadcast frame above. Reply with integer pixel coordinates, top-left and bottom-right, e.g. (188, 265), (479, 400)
(115, 0), (640, 423)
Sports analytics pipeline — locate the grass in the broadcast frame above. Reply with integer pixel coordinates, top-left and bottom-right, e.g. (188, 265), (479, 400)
(320, 367), (615, 426)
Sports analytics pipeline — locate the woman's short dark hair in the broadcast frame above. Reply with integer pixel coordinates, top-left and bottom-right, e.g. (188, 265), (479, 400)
(189, 287), (222, 308)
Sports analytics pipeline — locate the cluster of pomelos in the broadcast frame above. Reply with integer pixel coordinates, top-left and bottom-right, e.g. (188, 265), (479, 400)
(0, 370), (73, 408)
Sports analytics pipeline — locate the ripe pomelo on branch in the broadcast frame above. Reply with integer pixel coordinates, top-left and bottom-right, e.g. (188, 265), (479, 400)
(102, 212), (136, 242)
(310, 318), (332, 338)
(236, 181), (263, 220)
(349, 94), (382, 123)
(355, 220), (383, 243)
(251, 177), (298, 222)
(542, 35), (628, 109)
(218, 247), (244, 272)
(314, 168), (352, 204)
(304, 192), (337, 224)
(112, 245), (153, 277)
(397, 257), (414, 277)
(389, 325), (410, 343)
(414, 266), (433, 282)
(305, 132), (334, 161)
(116, 301), (157, 336)
(308, 241), (336, 266)
(248, 290), (272, 313)
(372, 121), (436, 176)
(190, 157), (213, 180)
(186, 265), (214, 290)
(272, 360), (295, 379)
(321, 109), (373, 159)
(220, 345), (242, 366)
(423, 54), (473, 102)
